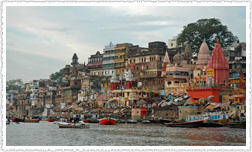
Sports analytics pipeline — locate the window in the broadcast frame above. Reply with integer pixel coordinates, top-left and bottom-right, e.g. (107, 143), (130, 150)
(171, 43), (173, 47)
(175, 81), (179, 84)
(168, 81), (171, 85)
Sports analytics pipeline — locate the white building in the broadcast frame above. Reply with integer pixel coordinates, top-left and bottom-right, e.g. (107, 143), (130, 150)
(168, 36), (178, 49)
(103, 42), (116, 76)
(30, 80), (39, 106)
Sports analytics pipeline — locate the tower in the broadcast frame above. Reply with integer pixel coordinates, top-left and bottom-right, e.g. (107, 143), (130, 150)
(71, 53), (79, 66)
(206, 39), (229, 85)
(195, 38), (211, 70)
(161, 50), (170, 77)
(184, 40), (192, 64)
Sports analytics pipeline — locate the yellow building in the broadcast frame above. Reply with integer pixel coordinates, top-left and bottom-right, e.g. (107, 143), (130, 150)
(114, 43), (133, 75)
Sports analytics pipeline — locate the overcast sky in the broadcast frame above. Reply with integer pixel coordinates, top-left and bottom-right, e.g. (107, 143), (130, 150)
(6, 6), (246, 83)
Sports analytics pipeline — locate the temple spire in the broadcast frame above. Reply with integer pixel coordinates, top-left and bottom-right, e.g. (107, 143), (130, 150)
(163, 50), (170, 64)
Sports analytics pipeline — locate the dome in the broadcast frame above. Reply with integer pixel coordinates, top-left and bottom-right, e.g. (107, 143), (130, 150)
(173, 53), (184, 63)
(125, 69), (134, 81)
(195, 39), (211, 70)
(111, 73), (119, 83)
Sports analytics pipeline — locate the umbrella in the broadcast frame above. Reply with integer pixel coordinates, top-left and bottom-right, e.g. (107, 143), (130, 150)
(205, 104), (214, 110)
(214, 103), (221, 108)
(161, 102), (167, 107)
(183, 95), (190, 99)
(208, 95), (215, 100)
(177, 97), (183, 101)
(152, 103), (157, 107)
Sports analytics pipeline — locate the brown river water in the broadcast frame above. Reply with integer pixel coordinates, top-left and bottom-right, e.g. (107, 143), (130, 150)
(6, 121), (246, 146)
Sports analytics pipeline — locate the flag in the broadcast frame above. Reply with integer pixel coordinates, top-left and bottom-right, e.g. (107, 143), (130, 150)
(10, 106), (14, 110)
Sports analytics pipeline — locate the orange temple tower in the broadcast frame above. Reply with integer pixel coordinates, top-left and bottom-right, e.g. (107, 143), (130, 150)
(206, 39), (229, 85)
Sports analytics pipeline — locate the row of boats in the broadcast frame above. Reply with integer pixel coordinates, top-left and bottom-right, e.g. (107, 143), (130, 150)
(8, 116), (246, 129)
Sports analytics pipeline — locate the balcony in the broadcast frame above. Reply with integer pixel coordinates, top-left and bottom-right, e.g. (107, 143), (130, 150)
(139, 71), (160, 78)
(114, 58), (125, 63)
(114, 51), (125, 56)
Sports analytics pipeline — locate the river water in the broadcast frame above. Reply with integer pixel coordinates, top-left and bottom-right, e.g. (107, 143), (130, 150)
(6, 121), (246, 146)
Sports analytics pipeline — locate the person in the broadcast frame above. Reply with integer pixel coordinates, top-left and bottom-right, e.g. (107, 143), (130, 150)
(166, 113), (169, 119)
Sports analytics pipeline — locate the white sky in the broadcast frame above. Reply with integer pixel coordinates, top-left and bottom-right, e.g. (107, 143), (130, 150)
(6, 6), (246, 83)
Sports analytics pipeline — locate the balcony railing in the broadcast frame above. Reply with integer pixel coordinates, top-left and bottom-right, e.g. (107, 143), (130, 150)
(114, 51), (125, 56)
(114, 58), (125, 63)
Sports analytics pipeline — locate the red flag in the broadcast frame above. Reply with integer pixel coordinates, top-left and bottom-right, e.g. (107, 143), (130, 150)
(10, 106), (14, 110)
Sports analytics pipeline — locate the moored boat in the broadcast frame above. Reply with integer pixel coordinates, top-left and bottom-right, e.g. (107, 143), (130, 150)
(83, 119), (89, 123)
(149, 119), (160, 124)
(142, 120), (150, 124)
(99, 117), (117, 125)
(58, 122), (90, 129)
(126, 119), (137, 124)
(159, 119), (173, 125)
(201, 122), (223, 127)
(24, 119), (40, 123)
(41, 118), (49, 121)
(164, 120), (204, 128)
(48, 119), (55, 122)
(6, 121), (10, 125)
(12, 117), (23, 122)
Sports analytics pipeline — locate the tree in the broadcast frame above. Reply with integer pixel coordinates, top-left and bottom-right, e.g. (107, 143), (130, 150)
(7, 79), (23, 90)
(50, 68), (64, 80)
(177, 18), (237, 53)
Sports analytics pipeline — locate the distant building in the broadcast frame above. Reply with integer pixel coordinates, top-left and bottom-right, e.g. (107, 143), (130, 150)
(30, 80), (39, 106)
(225, 41), (246, 88)
(127, 41), (167, 91)
(88, 51), (103, 76)
(114, 43), (133, 75)
(168, 36), (179, 49)
(103, 42), (116, 76)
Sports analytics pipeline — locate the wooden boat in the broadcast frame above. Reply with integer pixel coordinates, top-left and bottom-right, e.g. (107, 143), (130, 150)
(164, 120), (204, 128)
(83, 119), (89, 123)
(48, 119), (55, 122)
(126, 119), (137, 124)
(58, 122), (90, 129)
(200, 122), (223, 127)
(24, 119), (40, 123)
(149, 120), (160, 124)
(142, 120), (150, 124)
(159, 119), (173, 125)
(12, 117), (23, 122)
(99, 118), (117, 125)
(41, 118), (49, 121)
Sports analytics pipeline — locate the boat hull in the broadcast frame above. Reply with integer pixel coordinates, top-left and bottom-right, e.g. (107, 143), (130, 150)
(48, 119), (55, 122)
(159, 119), (173, 125)
(126, 120), (137, 124)
(165, 120), (204, 128)
(99, 118), (117, 125)
(58, 122), (90, 129)
(25, 119), (40, 123)
(12, 117), (23, 122)
(200, 122), (223, 127)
